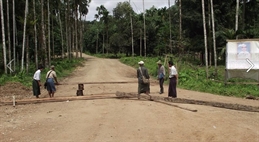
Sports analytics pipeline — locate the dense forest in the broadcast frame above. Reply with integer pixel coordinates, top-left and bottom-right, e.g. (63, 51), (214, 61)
(0, 0), (259, 75)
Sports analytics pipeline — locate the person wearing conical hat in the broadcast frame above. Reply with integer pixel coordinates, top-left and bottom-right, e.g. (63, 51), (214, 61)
(137, 61), (153, 100)
(157, 60), (165, 94)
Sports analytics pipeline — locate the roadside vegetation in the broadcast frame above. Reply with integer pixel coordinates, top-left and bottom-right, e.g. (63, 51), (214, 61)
(0, 58), (84, 87)
(0, 1), (258, 99)
(92, 53), (259, 98)
(120, 55), (259, 98)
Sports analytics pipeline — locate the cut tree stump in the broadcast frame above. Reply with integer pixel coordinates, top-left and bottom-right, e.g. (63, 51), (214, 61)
(76, 84), (84, 96)
(76, 90), (84, 96)
(78, 84), (84, 90)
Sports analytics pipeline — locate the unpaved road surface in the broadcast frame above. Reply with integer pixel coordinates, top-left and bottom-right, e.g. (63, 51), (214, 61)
(1, 54), (259, 142)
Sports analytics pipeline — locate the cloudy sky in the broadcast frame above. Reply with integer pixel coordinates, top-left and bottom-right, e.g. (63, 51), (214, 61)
(85, 0), (175, 21)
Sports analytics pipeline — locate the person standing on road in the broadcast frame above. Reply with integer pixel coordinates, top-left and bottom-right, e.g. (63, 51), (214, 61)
(157, 60), (165, 94)
(46, 65), (59, 98)
(32, 65), (44, 98)
(137, 61), (152, 100)
(168, 61), (178, 98)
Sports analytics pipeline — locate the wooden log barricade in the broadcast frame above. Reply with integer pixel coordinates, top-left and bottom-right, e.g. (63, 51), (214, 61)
(115, 91), (259, 113)
(76, 84), (84, 96)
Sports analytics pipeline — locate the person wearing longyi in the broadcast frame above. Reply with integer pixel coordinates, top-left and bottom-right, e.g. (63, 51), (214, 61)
(46, 65), (59, 98)
(137, 61), (152, 100)
(32, 65), (44, 98)
(168, 61), (178, 98)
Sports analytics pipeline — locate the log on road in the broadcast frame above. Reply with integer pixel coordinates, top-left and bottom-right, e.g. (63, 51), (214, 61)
(0, 94), (133, 106)
(115, 91), (259, 112)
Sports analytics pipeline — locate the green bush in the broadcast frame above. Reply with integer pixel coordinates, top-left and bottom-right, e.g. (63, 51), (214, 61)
(0, 58), (84, 87)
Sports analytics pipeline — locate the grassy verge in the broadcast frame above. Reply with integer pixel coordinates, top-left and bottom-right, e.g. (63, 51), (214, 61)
(119, 56), (259, 98)
(0, 58), (85, 87)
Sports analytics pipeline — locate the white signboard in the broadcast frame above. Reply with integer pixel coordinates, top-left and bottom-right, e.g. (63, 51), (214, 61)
(226, 40), (259, 70)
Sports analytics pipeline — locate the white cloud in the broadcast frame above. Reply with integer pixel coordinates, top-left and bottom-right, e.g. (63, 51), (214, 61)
(85, 0), (175, 21)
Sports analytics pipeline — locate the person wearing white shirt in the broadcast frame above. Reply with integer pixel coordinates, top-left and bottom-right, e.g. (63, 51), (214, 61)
(168, 61), (178, 98)
(32, 65), (44, 98)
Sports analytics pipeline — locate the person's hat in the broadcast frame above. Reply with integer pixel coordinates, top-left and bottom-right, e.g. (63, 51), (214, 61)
(138, 61), (144, 65)
(50, 65), (55, 69)
(157, 60), (162, 64)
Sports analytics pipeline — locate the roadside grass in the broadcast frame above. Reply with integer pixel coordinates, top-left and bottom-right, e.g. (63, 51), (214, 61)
(0, 58), (84, 87)
(119, 55), (259, 98)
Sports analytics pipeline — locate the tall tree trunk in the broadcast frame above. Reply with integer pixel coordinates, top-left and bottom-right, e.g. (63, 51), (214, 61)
(106, 22), (109, 54)
(210, 0), (217, 76)
(140, 29), (142, 56)
(7, 0), (11, 73)
(201, 0), (209, 79)
(33, 0), (38, 68)
(26, 36), (29, 73)
(58, 11), (64, 58)
(12, 0), (16, 71)
(41, 0), (47, 66)
(79, 14), (83, 58)
(208, 2), (211, 67)
(68, 0), (71, 59)
(0, 0), (7, 73)
(52, 14), (54, 57)
(96, 28), (99, 54)
(75, 7), (78, 58)
(168, 0), (172, 54)
(235, 0), (239, 32)
(47, 0), (51, 66)
(65, 0), (68, 58)
(179, 0), (182, 50)
(21, 0), (28, 71)
(143, 0), (146, 57)
(72, 23), (74, 58)
(102, 31), (104, 54)
(129, 0), (134, 57)
(242, 0), (246, 31)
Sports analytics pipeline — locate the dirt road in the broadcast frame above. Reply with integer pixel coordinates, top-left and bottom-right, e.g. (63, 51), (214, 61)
(1, 54), (259, 142)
